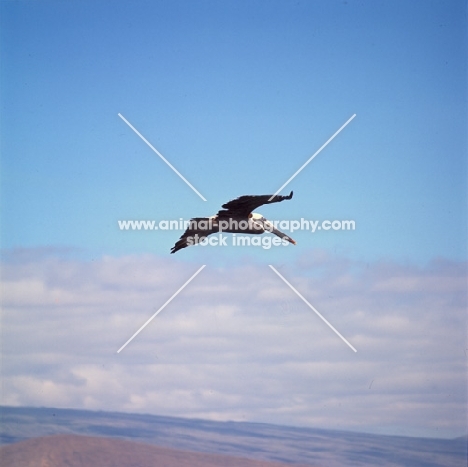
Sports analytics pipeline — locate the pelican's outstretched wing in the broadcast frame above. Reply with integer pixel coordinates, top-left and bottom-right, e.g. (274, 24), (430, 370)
(217, 191), (293, 218)
(170, 217), (217, 254)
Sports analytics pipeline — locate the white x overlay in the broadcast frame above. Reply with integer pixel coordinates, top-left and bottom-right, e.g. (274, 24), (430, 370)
(118, 113), (207, 201)
(117, 265), (206, 353)
(269, 265), (357, 352)
(116, 112), (357, 354)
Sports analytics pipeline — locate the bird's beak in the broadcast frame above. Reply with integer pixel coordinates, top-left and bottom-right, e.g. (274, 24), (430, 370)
(270, 226), (296, 245)
(262, 219), (297, 245)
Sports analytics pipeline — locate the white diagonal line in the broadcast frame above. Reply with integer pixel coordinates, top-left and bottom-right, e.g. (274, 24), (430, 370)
(117, 265), (206, 353)
(269, 114), (356, 201)
(118, 113), (207, 201)
(268, 265), (357, 352)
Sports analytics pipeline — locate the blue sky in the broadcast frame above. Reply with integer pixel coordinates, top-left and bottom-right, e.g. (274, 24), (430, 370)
(1, 0), (467, 440)
(1, 0), (466, 263)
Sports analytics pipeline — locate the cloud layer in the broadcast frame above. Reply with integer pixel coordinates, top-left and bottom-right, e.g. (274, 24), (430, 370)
(1, 248), (466, 438)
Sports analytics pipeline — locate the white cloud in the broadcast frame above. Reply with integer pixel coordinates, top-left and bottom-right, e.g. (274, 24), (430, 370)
(1, 248), (466, 438)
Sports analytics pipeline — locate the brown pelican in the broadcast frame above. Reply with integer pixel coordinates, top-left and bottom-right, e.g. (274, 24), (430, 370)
(171, 191), (296, 253)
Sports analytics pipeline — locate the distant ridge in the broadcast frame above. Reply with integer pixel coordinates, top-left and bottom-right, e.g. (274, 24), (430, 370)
(0, 434), (311, 467)
(1, 406), (466, 467)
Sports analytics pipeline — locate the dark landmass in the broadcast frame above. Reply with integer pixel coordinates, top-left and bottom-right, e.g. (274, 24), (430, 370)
(0, 406), (466, 467)
(0, 434), (309, 467)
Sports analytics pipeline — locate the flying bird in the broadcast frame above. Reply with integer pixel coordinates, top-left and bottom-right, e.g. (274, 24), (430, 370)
(171, 191), (296, 253)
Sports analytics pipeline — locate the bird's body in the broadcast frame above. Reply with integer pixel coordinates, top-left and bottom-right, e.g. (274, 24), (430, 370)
(170, 192), (296, 253)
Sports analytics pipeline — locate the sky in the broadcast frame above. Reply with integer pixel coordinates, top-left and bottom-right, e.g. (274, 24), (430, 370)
(1, 0), (467, 440)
